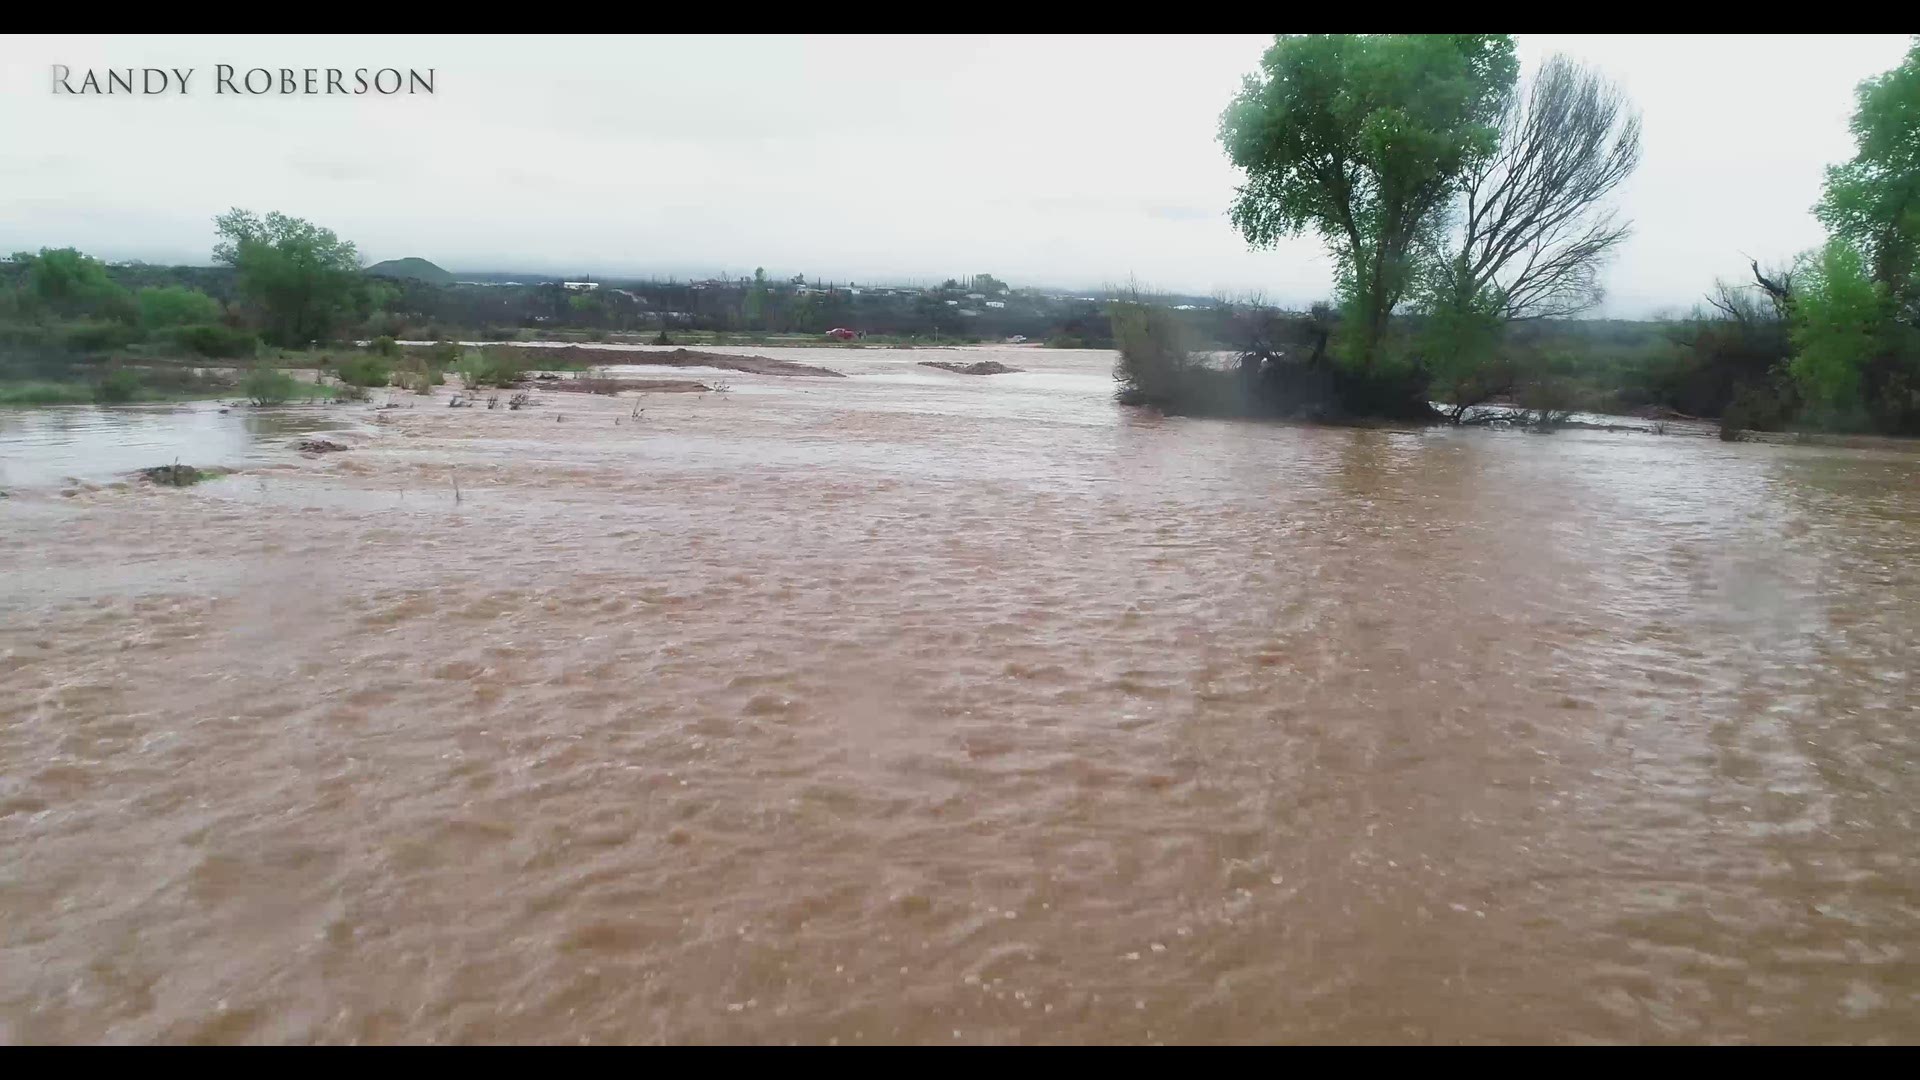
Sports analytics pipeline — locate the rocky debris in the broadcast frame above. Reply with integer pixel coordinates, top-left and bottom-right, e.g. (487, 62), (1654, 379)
(919, 360), (1023, 375)
(296, 438), (350, 454)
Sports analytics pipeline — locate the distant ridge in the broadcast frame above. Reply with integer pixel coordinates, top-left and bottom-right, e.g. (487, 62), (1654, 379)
(364, 257), (454, 284)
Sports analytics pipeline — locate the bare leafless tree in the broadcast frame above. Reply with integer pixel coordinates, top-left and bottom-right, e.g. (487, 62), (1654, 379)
(1438, 55), (1643, 320)
(1747, 256), (1794, 317)
(1701, 258), (1795, 326)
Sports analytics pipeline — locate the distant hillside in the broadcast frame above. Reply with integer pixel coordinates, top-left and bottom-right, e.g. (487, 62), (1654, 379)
(364, 257), (453, 285)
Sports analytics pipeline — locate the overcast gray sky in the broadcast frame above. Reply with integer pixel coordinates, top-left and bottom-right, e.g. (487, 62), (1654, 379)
(1, 34), (1909, 315)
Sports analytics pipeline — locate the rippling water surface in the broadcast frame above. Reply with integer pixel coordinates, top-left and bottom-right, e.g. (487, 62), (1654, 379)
(2, 346), (1917, 1043)
(0, 404), (356, 488)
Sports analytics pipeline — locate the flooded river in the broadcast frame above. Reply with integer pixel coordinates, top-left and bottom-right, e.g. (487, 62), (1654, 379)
(2, 346), (1917, 1043)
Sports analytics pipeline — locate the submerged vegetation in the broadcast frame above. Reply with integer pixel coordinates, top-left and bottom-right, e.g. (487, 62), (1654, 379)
(136, 463), (228, 486)
(239, 367), (302, 406)
(454, 348), (526, 389)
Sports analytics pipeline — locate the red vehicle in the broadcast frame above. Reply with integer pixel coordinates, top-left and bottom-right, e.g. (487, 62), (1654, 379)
(825, 327), (857, 341)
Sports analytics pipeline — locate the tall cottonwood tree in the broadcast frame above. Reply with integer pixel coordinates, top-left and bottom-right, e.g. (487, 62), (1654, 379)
(1789, 37), (1920, 431)
(1815, 37), (1920, 322)
(1219, 34), (1518, 371)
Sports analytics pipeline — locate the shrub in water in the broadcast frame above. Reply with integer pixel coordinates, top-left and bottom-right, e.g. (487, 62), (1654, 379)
(456, 349), (488, 388)
(455, 348), (525, 388)
(336, 354), (393, 388)
(93, 367), (142, 404)
(241, 367), (300, 406)
(170, 323), (257, 359)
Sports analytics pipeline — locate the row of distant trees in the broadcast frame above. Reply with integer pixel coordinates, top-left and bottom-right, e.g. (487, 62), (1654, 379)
(4, 208), (384, 365)
(4, 212), (1082, 356)
(1178, 33), (1920, 435)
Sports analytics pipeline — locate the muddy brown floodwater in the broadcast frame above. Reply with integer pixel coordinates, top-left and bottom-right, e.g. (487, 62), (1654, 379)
(2, 346), (1918, 1044)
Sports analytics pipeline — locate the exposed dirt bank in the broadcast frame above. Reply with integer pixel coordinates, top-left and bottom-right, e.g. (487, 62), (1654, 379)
(541, 378), (713, 395)
(505, 346), (845, 378)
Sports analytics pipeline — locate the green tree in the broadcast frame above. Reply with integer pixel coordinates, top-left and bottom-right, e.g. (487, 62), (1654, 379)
(137, 285), (222, 329)
(1791, 37), (1920, 432)
(1815, 37), (1920, 320)
(744, 267), (770, 330)
(9, 247), (131, 319)
(213, 208), (362, 346)
(1219, 34), (1518, 371)
(1420, 290), (1510, 419)
(1790, 240), (1885, 416)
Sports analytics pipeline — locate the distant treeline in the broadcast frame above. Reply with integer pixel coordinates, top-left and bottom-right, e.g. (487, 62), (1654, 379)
(0, 224), (1828, 423)
(358, 268), (1124, 347)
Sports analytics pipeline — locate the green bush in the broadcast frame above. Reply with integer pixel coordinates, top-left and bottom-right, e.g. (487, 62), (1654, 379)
(138, 366), (236, 400)
(1112, 298), (1200, 408)
(455, 350), (487, 387)
(92, 367), (142, 404)
(241, 367), (300, 406)
(63, 320), (143, 353)
(370, 335), (399, 357)
(488, 348), (526, 386)
(396, 355), (444, 394)
(336, 354), (393, 388)
(455, 348), (525, 388)
(481, 326), (519, 341)
(137, 285), (223, 329)
(0, 321), (56, 351)
(170, 323), (258, 358)
(0, 382), (93, 405)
